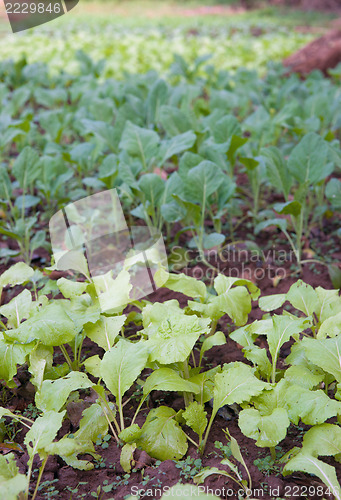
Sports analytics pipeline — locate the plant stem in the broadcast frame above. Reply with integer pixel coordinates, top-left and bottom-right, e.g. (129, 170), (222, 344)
(270, 446), (276, 461)
(60, 345), (73, 371)
(31, 456), (48, 500)
(101, 405), (119, 443)
(182, 431), (199, 448)
(200, 411), (216, 455)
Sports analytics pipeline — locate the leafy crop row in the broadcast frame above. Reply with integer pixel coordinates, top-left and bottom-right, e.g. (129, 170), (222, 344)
(1, 56), (341, 274)
(2, 22), (313, 77)
(1, 263), (341, 497)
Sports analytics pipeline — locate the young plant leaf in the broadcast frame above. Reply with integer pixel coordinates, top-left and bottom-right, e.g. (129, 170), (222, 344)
(84, 315), (126, 351)
(182, 401), (207, 440)
(143, 368), (200, 396)
(0, 454), (28, 500)
(35, 372), (93, 412)
(25, 410), (65, 466)
(239, 408), (290, 448)
(136, 406), (188, 460)
(213, 362), (268, 416)
(100, 339), (149, 401)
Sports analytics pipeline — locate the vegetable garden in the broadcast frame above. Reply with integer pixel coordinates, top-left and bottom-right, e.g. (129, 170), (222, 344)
(1, 4), (341, 499)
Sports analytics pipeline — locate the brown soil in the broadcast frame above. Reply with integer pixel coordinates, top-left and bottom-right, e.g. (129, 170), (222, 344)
(283, 28), (341, 75)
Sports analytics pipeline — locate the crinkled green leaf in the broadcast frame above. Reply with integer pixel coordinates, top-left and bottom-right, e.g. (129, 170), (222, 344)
(283, 365), (324, 390)
(285, 385), (341, 425)
(183, 401), (207, 439)
(5, 302), (79, 346)
(145, 314), (210, 364)
(136, 406), (187, 460)
(239, 407), (290, 448)
(213, 362), (268, 415)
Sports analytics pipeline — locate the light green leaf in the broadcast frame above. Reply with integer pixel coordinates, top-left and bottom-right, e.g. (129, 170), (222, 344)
(301, 424), (341, 458)
(0, 454), (28, 500)
(28, 344), (53, 391)
(0, 333), (34, 382)
(190, 366), (221, 405)
(0, 289), (34, 328)
(119, 424), (142, 444)
(138, 173), (165, 205)
(283, 365), (324, 390)
(35, 372), (93, 412)
(285, 385), (341, 425)
(12, 146), (41, 189)
(84, 315), (126, 351)
(183, 401), (207, 439)
(142, 299), (182, 328)
(143, 368), (200, 396)
(286, 280), (318, 316)
(5, 302), (79, 346)
(239, 408), (290, 447)
(303, 336), (341, 382)
(83, 355), (101, 378)
(0, 262), (34, 289)
(213, 362), (268, 416)
(119, 121), (159, 167)
(259, 294), (286, 312)
(288, 132), (329, 185)
(185, 161), (223, 203)
(214, 274), (260, 300)
(274, 200), (301, 217)
(136, 406), (187, 460)
(193, 466), (235, 486)
(260, 315), (310, 368)
(255, 218), (287, 235)
(326, 178), (341, 208)
(57, 278), (87, 299)
(145, 314), (210, 364)
(243, 345), (272, 380)
(158, 131), (196, 165)
(100, 340), (149, 400)
(318, 311), (341, 339)
(284, 453), (341, 499)
(120, 443), (136, 473)
(261, 146), (291, 199)
(25, 410), (65, 465)
(200, 331), (226, 366)
(155, 270), (206, 300)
